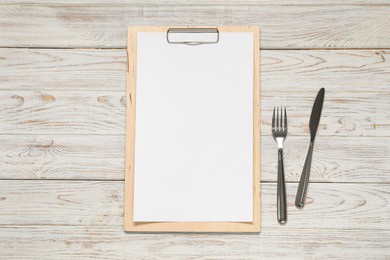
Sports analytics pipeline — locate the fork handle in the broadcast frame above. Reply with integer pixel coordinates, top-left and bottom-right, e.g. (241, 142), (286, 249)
(277, 148), (287, 224)
(295, 142), (314, 208)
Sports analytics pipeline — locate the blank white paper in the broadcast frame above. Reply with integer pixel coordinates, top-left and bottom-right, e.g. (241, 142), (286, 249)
(133, 32), (254, 222)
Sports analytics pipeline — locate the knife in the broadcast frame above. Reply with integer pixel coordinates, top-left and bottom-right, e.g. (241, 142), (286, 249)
(295, 88), (325, 208)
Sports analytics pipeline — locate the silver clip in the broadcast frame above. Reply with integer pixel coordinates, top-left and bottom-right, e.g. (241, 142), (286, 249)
(166, 28), (219, 45)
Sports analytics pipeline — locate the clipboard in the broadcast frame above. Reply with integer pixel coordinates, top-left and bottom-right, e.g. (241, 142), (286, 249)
(124, 26), (260, 232)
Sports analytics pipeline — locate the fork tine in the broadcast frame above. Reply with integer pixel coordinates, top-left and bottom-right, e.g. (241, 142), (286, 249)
(284, 107), (287, 130)
(272, 107), (275, 130)
(279, 106), (283, 130)
(276, 107), (279, 129)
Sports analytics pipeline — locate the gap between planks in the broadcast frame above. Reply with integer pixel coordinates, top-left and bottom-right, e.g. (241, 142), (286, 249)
(3, 2), (390, 6)
(2, 47), (390, 51)
(0, 178), (388, 184)
(0, 133), (384, 137)
(0, 225), (388, 232)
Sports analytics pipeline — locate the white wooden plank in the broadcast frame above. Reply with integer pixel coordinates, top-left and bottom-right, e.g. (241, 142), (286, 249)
(261, 136), (390, 183)
(262, 50), (390, 92)
(0, 90), (388, 136)
(1, 225), (389, 259)
(1, 49), (389, 93)
(0, 181), (389, 231)
(0, 135), (124, 180)
(0, 5), (389, 48)
(0, 181), (122, 226)
(0, 135), (388, 182)
(0, 49), (126, 92)
(0, 91), (126, 135)
(260, 91), (390, 137)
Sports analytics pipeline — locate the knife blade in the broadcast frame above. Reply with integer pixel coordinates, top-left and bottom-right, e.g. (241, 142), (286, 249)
(295, 88), (325, 208)
(309, 88), (325, 142)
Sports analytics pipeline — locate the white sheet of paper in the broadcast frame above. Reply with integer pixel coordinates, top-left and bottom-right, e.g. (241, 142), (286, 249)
(133, 32), (254, 222)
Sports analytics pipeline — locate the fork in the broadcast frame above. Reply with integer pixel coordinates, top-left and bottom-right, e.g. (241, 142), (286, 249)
(272, 107), (287, 224)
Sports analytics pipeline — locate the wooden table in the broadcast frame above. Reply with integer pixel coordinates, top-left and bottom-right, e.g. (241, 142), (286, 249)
(0, 1), (389, 259)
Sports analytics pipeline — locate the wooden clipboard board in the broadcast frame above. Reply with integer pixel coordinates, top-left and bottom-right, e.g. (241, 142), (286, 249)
(124, 26), (260, 232)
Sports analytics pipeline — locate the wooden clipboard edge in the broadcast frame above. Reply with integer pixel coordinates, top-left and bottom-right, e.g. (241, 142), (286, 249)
(124, 26), (260, 232)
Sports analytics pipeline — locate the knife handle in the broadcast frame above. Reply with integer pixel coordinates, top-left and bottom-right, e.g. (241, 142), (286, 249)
(277, 148), (287, 224)
(295, 142), (314, 208)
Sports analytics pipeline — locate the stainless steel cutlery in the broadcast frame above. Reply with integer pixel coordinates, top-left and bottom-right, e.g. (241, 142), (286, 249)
(272, 107), (288, 224)
(295, 88), (325, 208)
(271, 88), (325, 223)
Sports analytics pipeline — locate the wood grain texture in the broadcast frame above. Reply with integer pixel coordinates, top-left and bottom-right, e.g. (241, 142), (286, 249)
(0, 48), (126, 92)
(0, 135), (124, 180)
(0, 181), (389, 230)
(1, 49), (390, 92)
(261, 91), (390, 137)
(0, 230), (390, 260)
(0, 91), (126, 135)
(0, 135), (389, 182)
(261, 136), (390, 183)
(262, 50), (390, 93)
(0, 90), (388, 136)
(1, 224), (389, 259)
(0, 5), (389, 48)
(1, 225), (389, 259)
(0, 181), (122, 226)
(0, 1), (389, 257)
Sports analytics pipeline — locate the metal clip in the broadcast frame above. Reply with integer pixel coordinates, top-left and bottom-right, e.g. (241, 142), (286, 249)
(166, 28), (219, 45)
